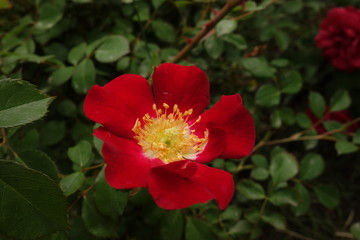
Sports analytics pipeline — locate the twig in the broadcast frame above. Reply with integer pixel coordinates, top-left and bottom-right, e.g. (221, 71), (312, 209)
(0, 128), (6, 146)
(81, 163), (105, 172)
(280, 229), (314, 240)
(171, 0), (242, 63)
(335, 232), (354, 239)
(255, 117), (360, 150)
(67, 185), (94, 212)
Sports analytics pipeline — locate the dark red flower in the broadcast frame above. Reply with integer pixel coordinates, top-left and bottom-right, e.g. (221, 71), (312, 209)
(315, 6), (360, 71)
(307, 107), (358, 134)
(84, 63), (255, 210)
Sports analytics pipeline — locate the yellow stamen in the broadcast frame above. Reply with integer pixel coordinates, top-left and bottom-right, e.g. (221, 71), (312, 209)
(132, 103), (208, 163)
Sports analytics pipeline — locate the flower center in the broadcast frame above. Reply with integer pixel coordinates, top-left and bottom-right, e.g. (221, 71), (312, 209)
(132, 103), (208, 164)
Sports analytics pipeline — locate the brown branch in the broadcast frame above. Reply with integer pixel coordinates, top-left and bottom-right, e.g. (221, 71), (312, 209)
(255, 117), (360, 150)
(334, 232), (354, 239)
(279, 229), (314, 240)
(171, 0), (242, 63)
(81, 163), (105, 172)
(0, 128), (6, 146)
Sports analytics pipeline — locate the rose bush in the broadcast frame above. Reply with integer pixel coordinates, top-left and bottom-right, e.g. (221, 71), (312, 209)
(84, 63), (255, 210)
(315, 6), (360, 71)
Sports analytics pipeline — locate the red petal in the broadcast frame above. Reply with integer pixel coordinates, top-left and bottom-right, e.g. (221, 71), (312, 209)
(148, 161), (212, 209)
(148, 161), (234, 210)
(152, 63), (210, 118)
(195, 127), (226, 163)
(192, 163), (234, 210)
(94, 127), (151, 189)
(201, 94), (255, 159)
(84, 74), (154, 138)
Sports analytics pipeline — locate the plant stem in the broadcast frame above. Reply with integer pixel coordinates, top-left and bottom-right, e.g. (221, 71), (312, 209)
(171, 0), (242, 63)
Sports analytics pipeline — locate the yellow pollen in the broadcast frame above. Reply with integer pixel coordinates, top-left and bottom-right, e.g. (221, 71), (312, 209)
(132, 103), (208, 163)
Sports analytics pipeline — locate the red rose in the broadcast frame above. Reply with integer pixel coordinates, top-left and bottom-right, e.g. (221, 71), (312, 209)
(307, 107), (358, 134)
(315, 7), (360, 71)
(84, 63), (255, 210)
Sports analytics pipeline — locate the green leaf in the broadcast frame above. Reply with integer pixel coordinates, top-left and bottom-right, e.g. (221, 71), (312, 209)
(269, 188), (297, 206)
(152, 0), (166, 8)
(250, 168), (269, 181)
(330, 89), (351, 112)
(221, 34), (247, 50)
(161, 210), (184, 240)
(309, 91), (326, 118)
(152, 21), (176, 43)
(237, 179), (266, 200)
(57, 99), (76, 117)
(68, 42), (87, 65)
(0, 79), (53, 128)
(68, 140), (93, 169)
(186, 217), (216, 240)
(95, 35), (130, 63)
(60, 172), (85, 196)
(283, 0), (303, 14)
(271, 109), (282, 128)
(262, 213), (286, 230)
(39, 121), (65, 146)
(280, 70), (302, 94)
(116, 57), (130, 71)
(82, 194), (120, 238)
(241, 57), (275, 78)
(299, 153), (324, 180)
(220, 205), (241, 221)
(19, 150), (59, 182)
(48, 67), (74, 86)
(273, 30), (289, 50)
(270, 152), (298, 185)
(251, 154), (268, 168)
(34, 0), (65, 30)
(313, 185), (339, 208)
(271, 58), (289, 67)
(216, 19), (237, 37)
(335, 140), (358, 155)
(72, 59), (96, 94)
(296, 112), (312, 129)
(351, 222), (360, 240)
(291, 184), (310, 216)
(0, 160), (67, 239)
(0, 0), (12, 9)
(279, 107), (295, 125)
(255, 84), (281, 107)
(205, 34), (224, 59)
(93, 170), (128, 220)
(228, 220), (251, 235)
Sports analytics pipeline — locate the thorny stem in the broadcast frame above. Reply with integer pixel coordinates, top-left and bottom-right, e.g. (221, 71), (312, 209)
(67, 185), (94, 212)
(251, 198), (268, 235)
(171, 0), (242, 63)
(279, 229), (314, 240)
(171, 0), (278, 63)
(0, 128), (18, 158)
(254, 117), (360, 151)
(81, 163), (105, 172)
(0, 128), (6, 146)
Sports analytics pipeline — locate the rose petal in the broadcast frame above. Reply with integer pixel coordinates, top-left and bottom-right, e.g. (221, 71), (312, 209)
(200, 94), (255, 159)
(84, 74), (154, 138)
(192, 163), (234, 210)
(195, 127), (226, 163)
(148, 161), (213, 209)
(94, 127), (152, 188)
(152, 63), (210, 118)
(148, 161), (234, 210)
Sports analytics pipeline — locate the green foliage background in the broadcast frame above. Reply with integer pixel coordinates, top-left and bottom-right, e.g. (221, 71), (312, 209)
(1, 0), (360, 239)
